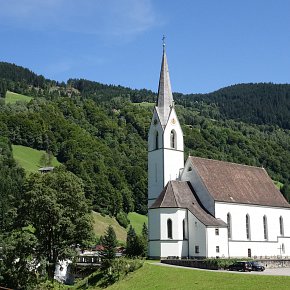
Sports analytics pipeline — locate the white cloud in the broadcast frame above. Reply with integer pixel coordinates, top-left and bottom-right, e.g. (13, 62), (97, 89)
(0, 0), (158, 38)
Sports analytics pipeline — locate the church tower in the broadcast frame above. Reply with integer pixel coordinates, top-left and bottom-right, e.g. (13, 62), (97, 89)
(148, 41), (184, 207)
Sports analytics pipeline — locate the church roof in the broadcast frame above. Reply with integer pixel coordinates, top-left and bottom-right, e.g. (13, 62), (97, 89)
(189, 156), (290, 208)
(150, 180), (227, 227)
(156, 45), (174, 126)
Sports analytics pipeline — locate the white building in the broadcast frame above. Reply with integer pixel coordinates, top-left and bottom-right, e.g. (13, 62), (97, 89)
(148, 44), (290, 259)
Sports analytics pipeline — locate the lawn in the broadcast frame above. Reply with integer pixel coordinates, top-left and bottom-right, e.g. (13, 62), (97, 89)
(104, 263), (290, 290)
(5, 91), (33, 104)
(127, 212), (148, 235)
(12, 145), (60, 173)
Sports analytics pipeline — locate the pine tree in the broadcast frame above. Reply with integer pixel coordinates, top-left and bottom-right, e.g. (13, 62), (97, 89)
(100, 225), (117, 271)
(142, 222), (148, 240)
(126, 224), (148, 257)
(126, 225), (137, 257)
(141, 222), (148, 257)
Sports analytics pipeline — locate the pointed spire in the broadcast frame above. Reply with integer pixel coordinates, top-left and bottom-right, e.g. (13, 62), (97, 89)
(157, 36), (174, 125)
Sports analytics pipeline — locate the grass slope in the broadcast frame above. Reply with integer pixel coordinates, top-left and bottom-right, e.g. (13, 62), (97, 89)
(5, 91), (32, 104)
(104, 263), (290, 290)
(92, 211), (127, 243)
(12, 145), (60, 173)
(127, 212), (148, 235)
(92, 212), (148, 242)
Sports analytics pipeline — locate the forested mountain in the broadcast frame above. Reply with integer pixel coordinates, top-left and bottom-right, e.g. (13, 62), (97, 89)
(0, 62), (290, 218)
(177, 83), (290, 129)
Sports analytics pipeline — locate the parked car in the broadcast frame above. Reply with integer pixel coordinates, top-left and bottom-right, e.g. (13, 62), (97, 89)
(249, 261), (265, 271)
(228, 261), (252, 272)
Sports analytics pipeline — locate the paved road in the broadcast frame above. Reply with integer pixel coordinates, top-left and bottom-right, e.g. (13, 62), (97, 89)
(154, 262), (290, 276)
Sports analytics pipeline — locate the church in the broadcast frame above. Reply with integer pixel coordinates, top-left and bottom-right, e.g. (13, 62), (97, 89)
(148, 43), (290, 259)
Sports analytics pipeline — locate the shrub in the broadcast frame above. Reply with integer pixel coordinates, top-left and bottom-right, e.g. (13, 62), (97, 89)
(204, 258), (240, 269)
(116, 211), (130, 228)
(101, 257), (144, 286)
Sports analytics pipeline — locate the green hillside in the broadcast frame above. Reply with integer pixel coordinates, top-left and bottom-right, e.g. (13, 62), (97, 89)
(128, 212), (148, 235)
(1, 61), (290, 216)
(92, 212), (148, 242)
(92, 211), (127, 242)
(12, 145), (60, 173)
(5, 91), (32, 104)
(178, 83), (290, 130)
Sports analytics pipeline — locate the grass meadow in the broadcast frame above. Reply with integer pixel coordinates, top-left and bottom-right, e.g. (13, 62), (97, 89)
(127, 212), (148, 235)
(92, 211), (127, 242)
(12, 145), (60, 173)
(5, 91), (32, 104)
(92, 212), (148, 243)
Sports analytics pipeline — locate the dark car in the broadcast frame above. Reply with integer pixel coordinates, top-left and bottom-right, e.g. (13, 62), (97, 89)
(228, 261), (252, 272)
(249, 261), (265, 271)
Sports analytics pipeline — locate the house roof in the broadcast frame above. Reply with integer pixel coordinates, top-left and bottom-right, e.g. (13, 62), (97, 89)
(150, 180), (227, 227)
(189, 156), (290, 208)
(38, 166), (54, 172)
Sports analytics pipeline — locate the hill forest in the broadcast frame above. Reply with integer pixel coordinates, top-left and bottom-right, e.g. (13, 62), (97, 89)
(0, 61), (290, 287)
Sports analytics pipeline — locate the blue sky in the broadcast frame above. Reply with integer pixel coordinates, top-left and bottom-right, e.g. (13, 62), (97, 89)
(1, 0), (290, 94)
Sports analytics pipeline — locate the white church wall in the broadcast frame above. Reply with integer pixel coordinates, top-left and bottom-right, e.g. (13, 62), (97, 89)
(206, 227), (229, 258)
(148, 108), (165, 207)
(149, 240), (188, 258)
(148, 108), (163, 151)
(149, 241), (161, 258)
(159, 208), (187, 240)
(148, 208), (161, 258)
(188, 212), (207, 257)
(163, 109), (184, 187)
(148, 209), (161, 240)
(148, 208), (188, 258)
(148, 108), (184, 207)
(181, 160), (215, 215)
(148, 150), (164, 206)
(215, 202), (290, 257)
(228, 238), (290, 258)
(163, 109), (184, 151)
(163, 150), (184, 185)
(160, 240), (187, 258)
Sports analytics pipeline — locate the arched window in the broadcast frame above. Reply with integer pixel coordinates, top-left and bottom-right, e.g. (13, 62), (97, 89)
(227, 213), (232, 239)
(282, 243), (285, 254)
(280, 216), (284, 236)
(170, 130), (176, 149)
(167, 219), (172, 239)
(182, 219), (186, 240)
(155, 131), (159, 150)
(246, 214), (251, 240)
(263, 215), (268, 240)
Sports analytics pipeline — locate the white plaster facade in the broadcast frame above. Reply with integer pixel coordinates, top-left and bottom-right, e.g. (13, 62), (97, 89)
(215, 202), (290, 258)
(147, 45), (290, 259)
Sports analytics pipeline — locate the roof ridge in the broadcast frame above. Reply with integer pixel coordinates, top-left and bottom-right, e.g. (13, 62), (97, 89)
(169, 181), (179, 207)
(190, 156), (264, 170)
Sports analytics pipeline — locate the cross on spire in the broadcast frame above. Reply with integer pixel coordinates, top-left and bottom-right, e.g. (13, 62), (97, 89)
(162, 35), (166, 49)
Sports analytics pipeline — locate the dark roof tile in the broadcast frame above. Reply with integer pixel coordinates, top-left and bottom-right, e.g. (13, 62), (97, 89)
(150, 181), (226, 227)
(189, 156), (289, 208)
